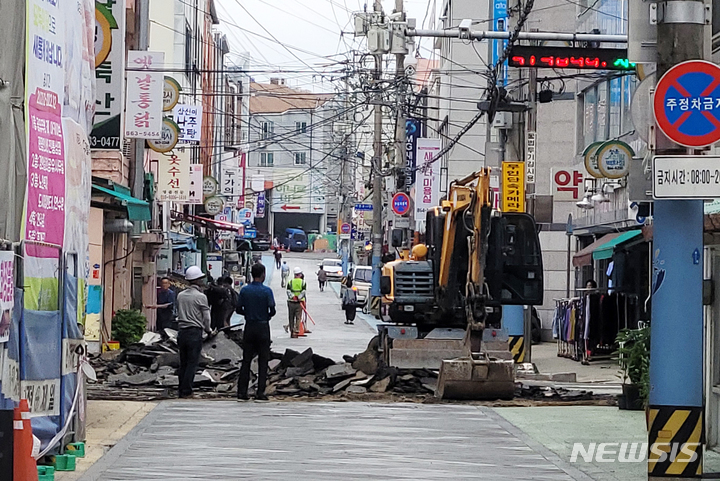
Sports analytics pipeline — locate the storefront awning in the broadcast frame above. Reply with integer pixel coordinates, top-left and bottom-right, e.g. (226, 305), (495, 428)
(92, 184), (151, 221)
(592, 230), (643, 261)
(572, 233), (621, 268)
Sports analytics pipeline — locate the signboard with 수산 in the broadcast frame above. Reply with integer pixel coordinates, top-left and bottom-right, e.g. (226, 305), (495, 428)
(653, 156), (720, 199)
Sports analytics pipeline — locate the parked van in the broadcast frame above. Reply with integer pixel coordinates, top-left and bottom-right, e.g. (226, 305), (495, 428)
(282, 228), (308, 252)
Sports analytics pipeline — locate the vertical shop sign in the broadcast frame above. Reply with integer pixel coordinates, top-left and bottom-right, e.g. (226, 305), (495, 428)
(124, 51), (163, 139)
(157, 148), (190, 202)
(257, 192), (266, 218)
(414, 138), (441, 221)
(91, 0), (126, 149)
(405, 118), (420, 190)
(188, 164), (204, 204)
(502, 162), (526, 212)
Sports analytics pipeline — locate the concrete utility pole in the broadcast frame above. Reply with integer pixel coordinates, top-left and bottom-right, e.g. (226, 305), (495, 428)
(370, 0), (384, 306)
(648, 0), (706, 478)
(393, 0), (408, 249)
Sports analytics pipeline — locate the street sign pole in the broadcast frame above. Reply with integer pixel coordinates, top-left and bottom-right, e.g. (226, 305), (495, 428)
(649, 17), (707, 481)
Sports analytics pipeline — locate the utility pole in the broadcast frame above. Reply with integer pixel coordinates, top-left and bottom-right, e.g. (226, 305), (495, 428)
(648, 0), (705, 478)
(370, 0), (384, 308)
(393, 0), (408, 250)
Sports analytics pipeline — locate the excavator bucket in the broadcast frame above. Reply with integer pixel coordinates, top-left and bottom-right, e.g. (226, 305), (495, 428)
(435, 355), (515, 400)
(435, 329), (515, 400)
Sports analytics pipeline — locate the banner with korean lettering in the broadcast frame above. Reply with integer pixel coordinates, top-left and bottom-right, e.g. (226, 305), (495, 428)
(174, 104), (203, 143)
(502, 162), (525, 212)
(125, 51), (163, 139)
(414, 138), (441, 221)
(91, 0), (125, 149)
(405, 118), (420, 191)
(25, 0), (66, 257)
(157, 148), (190, 202)
(220, 166), (242, 200)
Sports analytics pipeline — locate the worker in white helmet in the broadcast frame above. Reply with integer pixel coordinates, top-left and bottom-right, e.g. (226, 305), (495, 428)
(176, 265), (213, 398)
(286, 266), (307, 338)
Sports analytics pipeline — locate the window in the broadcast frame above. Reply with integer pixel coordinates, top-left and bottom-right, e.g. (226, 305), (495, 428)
(184, 23), (192, 75)
(261, 121), (274, 140)
(295, 121), (307, 133)
(294, 152), (307, 165)
(260, 152), (274, 167)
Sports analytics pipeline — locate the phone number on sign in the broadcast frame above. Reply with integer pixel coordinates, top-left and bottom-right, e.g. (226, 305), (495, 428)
(655, 169), (720, 186)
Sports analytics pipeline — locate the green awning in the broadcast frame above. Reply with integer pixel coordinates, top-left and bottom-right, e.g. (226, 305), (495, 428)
(92, 184), (151, 222)
(592, 230), (642, 261)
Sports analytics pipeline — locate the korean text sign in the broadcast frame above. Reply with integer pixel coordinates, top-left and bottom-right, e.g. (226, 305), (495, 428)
(25, 0), (66, 257)
(0, 251), (13, 343)
(124, 51), (163, 139)
(502, 162), (525, 212)
(157, 148), (190, 202)
(174, 104), (203, 143)
(414, 138), (441, 220)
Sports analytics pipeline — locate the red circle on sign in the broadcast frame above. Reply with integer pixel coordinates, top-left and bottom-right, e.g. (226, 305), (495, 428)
(392, 192), (410, 216)
(340, 223), (351, 234)
(654, 60), (720, 148)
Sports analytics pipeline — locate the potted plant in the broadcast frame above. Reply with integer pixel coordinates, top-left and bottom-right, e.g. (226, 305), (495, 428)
(614, 327), (650, 411)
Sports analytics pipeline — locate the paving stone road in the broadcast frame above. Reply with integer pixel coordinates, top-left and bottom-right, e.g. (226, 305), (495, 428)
(78, 401), (592, 480)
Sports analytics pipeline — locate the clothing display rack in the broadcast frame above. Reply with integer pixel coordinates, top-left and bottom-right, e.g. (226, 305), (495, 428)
(553, 289), (639, 365)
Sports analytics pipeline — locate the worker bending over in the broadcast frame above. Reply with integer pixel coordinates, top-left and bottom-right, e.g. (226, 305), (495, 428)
(286, 267), (307, 338)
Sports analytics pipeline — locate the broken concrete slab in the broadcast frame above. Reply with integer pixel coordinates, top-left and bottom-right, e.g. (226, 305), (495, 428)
(156, 352), (180, 368)
(352, 336), (381, 375)
(369, 376), (392, 393)
(311, 354), (336, 372)
(332, 378), (353, 393)
(280, 349), (301, 368)
(291, 348), (314, 367)
(325, 363), (357, 380)
(139, 332), (162, 345)
(285, 366), (314, 377)
(346, 385), (367, 394)
(108, 371), (158, 386)
(202, 332), (243, 365)
(216, 383), (234, 393)
(268, 359), (281, 371)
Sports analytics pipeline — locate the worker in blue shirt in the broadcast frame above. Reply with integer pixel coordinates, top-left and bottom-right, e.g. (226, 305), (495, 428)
(236, 262), (276, 401)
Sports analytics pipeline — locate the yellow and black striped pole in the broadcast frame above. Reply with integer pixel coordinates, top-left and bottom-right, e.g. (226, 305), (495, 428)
(508, 335), (526, 363)
(648, 406), (703, 478)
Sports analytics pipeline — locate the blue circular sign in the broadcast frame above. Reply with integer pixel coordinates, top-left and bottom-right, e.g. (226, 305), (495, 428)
(340, 223), (351, 234)
(392, 192), (410, 216)
(654, 60), (720, 148)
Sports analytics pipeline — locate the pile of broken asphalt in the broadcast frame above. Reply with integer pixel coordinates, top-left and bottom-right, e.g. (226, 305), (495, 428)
(88, 326), (617, 406)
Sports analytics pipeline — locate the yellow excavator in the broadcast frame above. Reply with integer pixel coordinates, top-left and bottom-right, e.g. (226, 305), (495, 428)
(379, 168), (543, 399)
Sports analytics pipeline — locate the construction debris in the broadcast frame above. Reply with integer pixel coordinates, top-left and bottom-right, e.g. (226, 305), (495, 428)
(88, 332), (614, 404)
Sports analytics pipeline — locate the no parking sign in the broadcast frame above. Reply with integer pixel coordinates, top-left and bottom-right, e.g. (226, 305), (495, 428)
(654, 60), (720, 148)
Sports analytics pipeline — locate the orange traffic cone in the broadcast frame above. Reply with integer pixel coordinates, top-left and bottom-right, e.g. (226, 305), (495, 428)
(298, 318), (307, 337)
(14, 400), (38, 481)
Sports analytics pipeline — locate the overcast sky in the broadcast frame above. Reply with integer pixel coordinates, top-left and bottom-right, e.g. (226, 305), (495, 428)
(215, 0), (436, 91)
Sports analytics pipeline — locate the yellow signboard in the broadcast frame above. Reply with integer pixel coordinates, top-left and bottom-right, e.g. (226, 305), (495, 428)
(502, 162), (525, 212)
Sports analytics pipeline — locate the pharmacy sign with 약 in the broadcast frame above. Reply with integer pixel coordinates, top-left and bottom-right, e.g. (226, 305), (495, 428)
(654, 60), (720, 148)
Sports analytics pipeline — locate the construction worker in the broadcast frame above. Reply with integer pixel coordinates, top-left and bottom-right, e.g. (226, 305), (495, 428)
(236, 262), (276, 401)
(286, 267), (307, 338)
(176, 266), (213, 399)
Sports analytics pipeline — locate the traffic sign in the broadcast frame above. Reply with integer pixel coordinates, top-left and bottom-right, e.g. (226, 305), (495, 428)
(340, 223), (351, 234)
(654, 60), (720, 148)
(391, 192), (410, 216)
(652, 155), (720, 199)
(355, 203), (373, 211)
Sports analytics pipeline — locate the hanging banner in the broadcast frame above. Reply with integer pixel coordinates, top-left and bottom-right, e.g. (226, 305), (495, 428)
(256, 192), (266, 218)
(526, 131), (536, 184)
(188, 164), (204, 204)
(502, 161), (526, 212)
(173, 104), (203, 143)
(124, 51), (164, 139)
(157, 148), (190, 202)
(405, 118), (420, 191)
(25, 0), (66, 257)
(0, 252), (13, 344)
(91, 0), (126, 149)
(414, 138), (441, 221)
